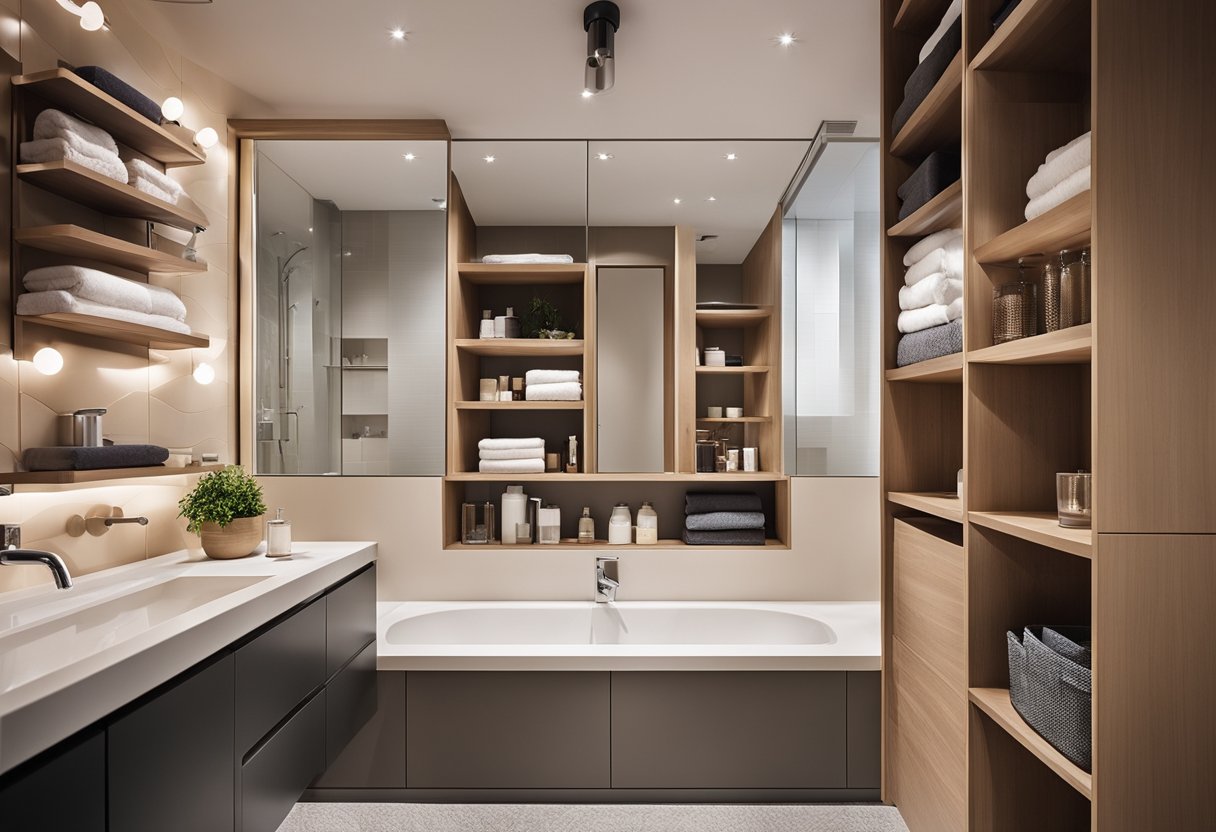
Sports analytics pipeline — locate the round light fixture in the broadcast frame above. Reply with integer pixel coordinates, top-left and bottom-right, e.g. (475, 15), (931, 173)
(777, 32), (796, 47)
(483, 155), (496, 163)
(673, 198), (682, 205)
(595, 152), (613, 161)
(403, 153), (416, 161)
(32, 347), (64, 376)
(389, 27), (406, 41)
(724, 153), (738, 161)
(193, 362), (215, 385)
(79, 1), (105, 30)
(161, 96), (184, 122)
(194, 126), (218, 149)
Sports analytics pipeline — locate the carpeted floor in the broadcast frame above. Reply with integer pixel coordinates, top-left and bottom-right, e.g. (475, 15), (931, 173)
(278, 803), (909, 832)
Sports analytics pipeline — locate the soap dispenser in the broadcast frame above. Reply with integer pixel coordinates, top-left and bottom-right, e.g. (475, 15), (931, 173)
(266, 508), (292, 558)
(578, 507), (596, 544)
(636, 501), (658, 545)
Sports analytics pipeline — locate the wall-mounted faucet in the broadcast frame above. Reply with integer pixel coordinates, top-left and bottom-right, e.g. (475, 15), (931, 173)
(0, 525), (73, 589)
(596, 555), (619, 603)
(66, 507), (150, 537)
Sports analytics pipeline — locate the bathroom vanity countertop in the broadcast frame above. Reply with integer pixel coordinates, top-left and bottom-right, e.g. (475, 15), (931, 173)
(0, 541), (375, 776)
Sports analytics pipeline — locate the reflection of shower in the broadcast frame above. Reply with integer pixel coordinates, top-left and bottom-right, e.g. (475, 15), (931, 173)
(270, 232), (309, 469)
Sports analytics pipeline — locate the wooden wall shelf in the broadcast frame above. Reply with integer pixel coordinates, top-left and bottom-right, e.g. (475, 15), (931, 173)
(445, 538), (789, 552)
(893, 0), (952, 32)
(884, 352), (963, 383)
(887, 180), (963, 237)
(695, 416), (771, 424)
(974, 192), (1091, 265)
(454, 338), (584, 357)
(969, 510), (1092, 558)
(889, 52), (963, 158)
(968, 324), (1091, 365)
(694, 307), (773, 328)
(888, 491), (964, 523)
(454, 401), (584, 411)
(456, 263), (588, 284)
(445, 472), (786, 483)
(18, 312), (209, 350)
(970, 0), (1091, 73)
(15, 225), (206, 274)
(1, 463), (223, 485)
(695, 365), (770, 375)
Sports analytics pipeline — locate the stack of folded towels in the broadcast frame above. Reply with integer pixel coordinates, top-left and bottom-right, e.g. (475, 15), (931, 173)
(896, 227), (964, 366)
(126, 157), (187, 205)
(891, 0), (962, 137)
(16, 265), (191, 335)
(21, 109), (128, 185)
(897, 149), (960, 221)
(1025, 131), (1091, 221)
(478, 437), (545, 474)
(683, 492), (767, 546)
(524, 369), (582, 402)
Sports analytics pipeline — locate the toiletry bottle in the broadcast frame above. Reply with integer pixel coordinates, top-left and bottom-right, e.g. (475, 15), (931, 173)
(479, 309), (496, 339)
(503, 306), (521, 339)
(501, 485), (528, 544)
(498, 375), (512, 402)
(635, 501), (658, 545)
(578, 507), (596, 543)
(566, 435), (578, 473)
(538, 505), (561, 544)
(512, 378), (524, 401)
(608, 503), (632, 545)
(267, 508), (292, 557)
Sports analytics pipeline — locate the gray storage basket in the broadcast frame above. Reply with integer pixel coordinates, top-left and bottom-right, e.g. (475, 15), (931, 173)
(1007, 625), (1092, 772)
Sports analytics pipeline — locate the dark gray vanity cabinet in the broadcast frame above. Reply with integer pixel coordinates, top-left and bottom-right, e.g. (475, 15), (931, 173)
(240, 692), (326, 832)
(0, 729), (105, 832)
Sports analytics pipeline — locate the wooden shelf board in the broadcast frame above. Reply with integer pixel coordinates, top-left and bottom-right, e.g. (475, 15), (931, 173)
(457, 263), (587, 284)
(888, 491), (964, 523)
(445, 472), (786, 483)
(695, 416), (771, 424)
(14, 69), (206, 167)
(968, 510), (1092, 558)
(968, 324), (1091, 365)
(18, 312), (209, 350)
(454, 401), (584, 411)
(454, 338), (584, 357)
(2, 463), (223, 485)
(969, 687), (1093, 799)
(970, 0), (1091, 73)
(893, 0), (951, 32)
(889, 52), (963, 158)
(17, 161), (209, 232)
(885, 352), (963, 383)
(694, 307), (773, 328)
(15, 225), (206, 274)
(446, 538), (788, 551)
(974, 192), (1091, 266)
(888, 180), (963, 237)
(695, 365), (771, 375)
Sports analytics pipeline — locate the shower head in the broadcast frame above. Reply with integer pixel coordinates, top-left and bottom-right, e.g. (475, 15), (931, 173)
(280, 245), (309, 281)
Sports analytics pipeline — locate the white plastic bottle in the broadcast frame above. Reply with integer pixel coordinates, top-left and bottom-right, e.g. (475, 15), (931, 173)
(635, 501), (658, 545)
(608, 503), (632, 545)
(501, 485), (528, 544)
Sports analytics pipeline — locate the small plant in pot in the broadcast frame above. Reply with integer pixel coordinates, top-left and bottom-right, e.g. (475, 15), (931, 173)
(178, 465), (267, 559)
(521, 296), (575, 340)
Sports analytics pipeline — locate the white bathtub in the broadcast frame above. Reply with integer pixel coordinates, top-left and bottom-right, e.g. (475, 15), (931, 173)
(376, 601), (880, 671)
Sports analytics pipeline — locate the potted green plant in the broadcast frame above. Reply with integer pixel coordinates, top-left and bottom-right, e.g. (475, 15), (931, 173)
(178, 465), (267, 559)
(521, 296), (575, 339)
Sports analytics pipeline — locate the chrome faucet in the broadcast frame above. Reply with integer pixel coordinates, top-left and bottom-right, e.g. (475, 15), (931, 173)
(1, 525), (72, 589)
(595, 555), (619, 603)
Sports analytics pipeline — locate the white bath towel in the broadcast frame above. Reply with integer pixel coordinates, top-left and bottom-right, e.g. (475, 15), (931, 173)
(903, 227), (962, 267)
(24, 265), (187, 321)
(919, 0), (962, 62)
(20, 138), (129, 185)
(478, 447), (546, 461)
(481, 254), (575, 265)
(525, 369), (581, 386)
(477, 437), (545, 452)
(1026, 132), (1091, 200)
(16, 290), (192, 335)
(525, 381), (583, 402)
(129, 175), (177, 205)
(32, 108), (119, 156)
(898, 302), (958, 334)
(947, 296), (963, 322)
(904, 244), (963, 286)
(899, 274), (963, 311)
(1025, 165), (1091, 221)
(478, 458), (546, 474)
(126, 158), (185, 199)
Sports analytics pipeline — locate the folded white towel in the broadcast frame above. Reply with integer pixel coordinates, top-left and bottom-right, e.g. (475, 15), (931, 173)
(903, 227), (962, 267)
(905, 245), (963, 286)
(478, 458), (546, 474)
(947, 296), (963, 322)
(478, 447), (546, 461)
(24, 265), (187, 321)
(20, 138), (129, 185)
(1025, 165), (1091, 220)
(481, 254), (575, 265)
(899, 303), (952, 334)
(130, 175), (177, 205)
(919, 0), (962, 62)
(477, 437), (545, 452)
(1026, 132), (1091, 200)
(525, 381), (582, 402)
(33, 108), (119, 156)
(16, 290), (191, 335)
(525, 369), (580, 385)
(899, 274), (963, 310)
(126, 158), (185, 199)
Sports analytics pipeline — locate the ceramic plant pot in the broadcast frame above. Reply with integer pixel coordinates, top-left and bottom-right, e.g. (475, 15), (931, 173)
(199, 515), (264, 559)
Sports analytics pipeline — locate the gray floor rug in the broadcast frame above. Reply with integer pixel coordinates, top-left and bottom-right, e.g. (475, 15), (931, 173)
(278, 803), (910, 832)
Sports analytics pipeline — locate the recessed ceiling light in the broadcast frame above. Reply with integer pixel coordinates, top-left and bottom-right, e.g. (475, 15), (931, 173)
(389, 27), (406, 41)
(706, 196), (717, 202)
(483, 155), (496, 163)
(673, 198), (682, 205)
(776, 32), (797, 47)
(403, 153), (416, 161)
(581, 89), (594, 99)
(342, 250), (352, 257)
(433, 198), (447, 210)
(307, 226), (313, 233)
(595, 152), (613, 161)
(724, 152), (738, 161)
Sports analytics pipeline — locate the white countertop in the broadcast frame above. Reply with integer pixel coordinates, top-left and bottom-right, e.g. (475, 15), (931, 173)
(0, 541), (375, 776)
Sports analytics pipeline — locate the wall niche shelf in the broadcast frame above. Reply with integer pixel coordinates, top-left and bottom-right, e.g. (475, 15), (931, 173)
(453, 338), (585, 358)
(970, 0), (1092, 73)
(695, 416), (771, 424)
(889, 52), (963, 157)
(456, 262), (588, 284)
(884, 353), (963, 383)
(968, 510), (1093, 558)
(695, 365), (770, 375)
(968, 324), (1091, 365)
(694, 307), (773, 328)
(893, 0), (951, 31)
(444, 471), (787, 484)
(1, 463), (223, 486)
(974, 192), (1091, 266)
(17, 312), (209, 350)
(887, 491), (963, 523)
(15, 225), (206, 274)
(445, 538), (789, 552)
(454, 401), (584, 411)
(17, 161), (208, 232)
(887, 179), (963, 237)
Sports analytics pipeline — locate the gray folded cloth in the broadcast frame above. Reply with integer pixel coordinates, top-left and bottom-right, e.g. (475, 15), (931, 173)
(896, 319), (963, 367)
(682, 528), (767, 546)
(891, 16), (962, 136)
(685, 511), (767, 532)
(684, 492), (763, 515)
(73, 66), (163, 125)
(897, 150), (960, 220)
(23, 444), (170, 471)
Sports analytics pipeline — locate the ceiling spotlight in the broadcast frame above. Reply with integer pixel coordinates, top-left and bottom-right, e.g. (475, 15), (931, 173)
(724, 153), (738, 161)
(161, 96), (184, 122)
(389, 27), (406, 41)
(595, 152), (613, 161)
(433, 198), (448, 210)
(32, 346), (63, 376)
(580, 89), (594, 99)
(583, 1), (620, 96)
(403, 153), (416, 161)
(193, 362), (215, 385)
(706, 196), (717, 202)
(776, 32), (797, 47)
(194, 126), (218, 149)
(673, 198), (682, 205)
(483, 155), (496, 163)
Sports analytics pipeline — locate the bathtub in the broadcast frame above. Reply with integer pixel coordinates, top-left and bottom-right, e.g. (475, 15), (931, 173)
(376, 601), (880, 671)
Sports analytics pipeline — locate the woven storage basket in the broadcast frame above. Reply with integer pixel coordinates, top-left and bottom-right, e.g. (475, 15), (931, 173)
(1007, 625), (1092, 772)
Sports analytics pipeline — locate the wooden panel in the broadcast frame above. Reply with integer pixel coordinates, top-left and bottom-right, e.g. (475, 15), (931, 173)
(17, 161), (209, 231)
(0, 730), (104, 831)
(581, 263), (598, 473)
(894, 519), (965, 690)
(969, 687), (1091, 797)
(15, 225), (207, 273)
(228, 119), (450, 140)
(885, 352), (963, 383)
(674, 225), (697, 472)
(695, 364), (769, 375)
(694, 307), (772, 328)
(893, 0), (953, 31)
(453, 338), (584, 357)
(970, 0), (1090, 73)
(240, 692), (325, 832)
(967, 324), (1091, 365)
(447, 173), (478, 475)
(741, 209), (783, 474)
(889, 53), (963, 158)
(457, 263), (586, 284)
(887, 179), (963, 237)
(968, 510), (1091, 558)
(883, 382), (964, 494)
(889, 491), (963, 523)
(16, 312), (209, 350)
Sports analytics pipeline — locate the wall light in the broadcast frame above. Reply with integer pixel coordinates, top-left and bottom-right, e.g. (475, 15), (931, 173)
(192, 361), (215, 385)
(403, 153), (416, 161)
(194, 127), (218, 149)
(161, 96), (184, 122)
(56, 0), (106, 31)
(32, 347), (64, 376)
(483, 155), (496, 164)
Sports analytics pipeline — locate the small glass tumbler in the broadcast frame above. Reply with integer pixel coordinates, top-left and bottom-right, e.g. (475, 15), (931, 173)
(461, 502), (496, 544)
(1056, 471), (1092, 528)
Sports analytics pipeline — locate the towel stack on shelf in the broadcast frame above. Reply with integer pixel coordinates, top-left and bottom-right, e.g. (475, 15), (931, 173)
(1025, 132), (1091, 220)
(16, 265), (191, 334)
(126, 158), (187, 205)
(73, 66), (164, 125)
(478, 437), (545, 474)
(524, 369), (582, 402)
(682, 492), (767, 546)
(897, 149), (960, 220)
(21, 109), (128, 185)
(891, 0), (962, 136)
(896, 228), (964, 366)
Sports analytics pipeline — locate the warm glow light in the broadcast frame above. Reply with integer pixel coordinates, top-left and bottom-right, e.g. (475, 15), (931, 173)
(483, 155), (496, 163)
(595, 152), (613, 161)
(161, 96), (184, 121)
(706, 196), (717, 202)
(79, 1), (104, 31)
(724, 153), (738, 161)
(193, 362), (215, 385)
(389, 27), (406, 41)
(581, 89), (594, 99)
(777, 32), (797, 46)
(32, 347), (63, 376)
(673, 198), (682, 205)
(403, 153), (416, 161)
(194, 126), (218, 149)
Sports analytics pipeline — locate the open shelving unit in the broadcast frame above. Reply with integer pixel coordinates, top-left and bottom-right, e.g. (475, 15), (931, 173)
(0, 463), (222, 486)
(17, 161), (208, 232)
(15, 225), (207, 274)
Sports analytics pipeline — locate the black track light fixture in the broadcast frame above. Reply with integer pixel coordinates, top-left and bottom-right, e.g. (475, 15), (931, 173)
(583, 1), (620, 96)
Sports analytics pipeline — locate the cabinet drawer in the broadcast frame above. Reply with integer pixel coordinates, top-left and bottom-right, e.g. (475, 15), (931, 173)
(0, 730), (105, 832)
(236, 598), (326, 754)
(325, 564), (376, 679)
(893, 518), (965, 690)
(240, 692), (325, 832)
(325, 640), (377, 768)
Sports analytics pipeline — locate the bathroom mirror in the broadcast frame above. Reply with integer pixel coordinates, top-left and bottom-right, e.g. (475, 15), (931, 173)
(252, 139), (449, 476)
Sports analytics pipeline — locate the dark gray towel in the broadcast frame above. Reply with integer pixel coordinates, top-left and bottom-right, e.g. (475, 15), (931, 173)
(891, 16), (962, 136)
(682, 528), (767, 546)
(896, 319), (963, 367)
(685, 511), (767, 532)
(73, 66), (163, 125)
(684, 492), (763, 515)
(23, 445), (170, 471)
(992, 0), (1024, 30)
(897, 151), (960, 220)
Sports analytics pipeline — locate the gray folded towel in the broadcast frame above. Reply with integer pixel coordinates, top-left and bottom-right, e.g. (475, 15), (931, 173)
(891, 16), (962, 136)
(684, 492), (763, 515)
(73, 66), (163, 125)
(682, 528), (767, 546)
(897, 150), (960, 220)
(896, 319), (963, 367)
(684, 511), (767, 532)
(23, 444), (170, 471)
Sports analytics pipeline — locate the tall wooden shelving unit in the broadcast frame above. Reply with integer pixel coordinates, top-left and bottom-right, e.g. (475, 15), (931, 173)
(882, 1), (1215, 830)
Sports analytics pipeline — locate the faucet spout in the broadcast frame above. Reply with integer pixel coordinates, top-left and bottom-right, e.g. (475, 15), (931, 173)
(595, 555), (619, 603)
(2, 547), (73, 589)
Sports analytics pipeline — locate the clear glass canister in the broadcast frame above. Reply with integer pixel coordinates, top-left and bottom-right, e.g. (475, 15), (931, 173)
(538, 505), (561, 545)
(993, 266), (1037, 345)
(635, 501), (658, 545)
(267, 508), (292, 557)
(578, 506), (596, 543)
(608, 503), (633, 545)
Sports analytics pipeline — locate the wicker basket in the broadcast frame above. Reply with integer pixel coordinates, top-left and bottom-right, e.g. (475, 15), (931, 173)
(1007, 625), (1092, 772)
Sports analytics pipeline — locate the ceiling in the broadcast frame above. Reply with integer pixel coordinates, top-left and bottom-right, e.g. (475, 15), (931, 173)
(258, 140), (449, 211)
(134, 0), (879, 140)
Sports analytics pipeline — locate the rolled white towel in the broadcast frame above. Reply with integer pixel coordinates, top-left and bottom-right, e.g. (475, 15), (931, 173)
(24, 265), (187, 321)
(126, 158), (185, 199)
(130, 175), (177, 205)
(32, 108), (119, 156)
(16, 290), (191, 335)
(477, 437), (545, 452)
(903, 227), (962, 267)
(899, 274), (963, 311)
(20, 138), (129, 185)
(898, 303), (950, 334)
(905, 246), (963, 286)
(525, 381), (582, 402)
(919, 0), (962, 62)
(479, 447), (546, 461)
(481, 254), (575, 265)
(1026, 132), (1091, 200)
(1025, 165), (1091, 221)
(478, 458), (546, 474)
(525, 369), (580, 385)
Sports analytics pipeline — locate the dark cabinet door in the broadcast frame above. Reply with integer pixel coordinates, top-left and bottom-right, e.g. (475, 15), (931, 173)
(324, 640), (377, 769)
(240, 691), (325, 832)
(325, 564), (376, 680)
(0, 729), (105, 832)
(109, 654), (236, 832)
